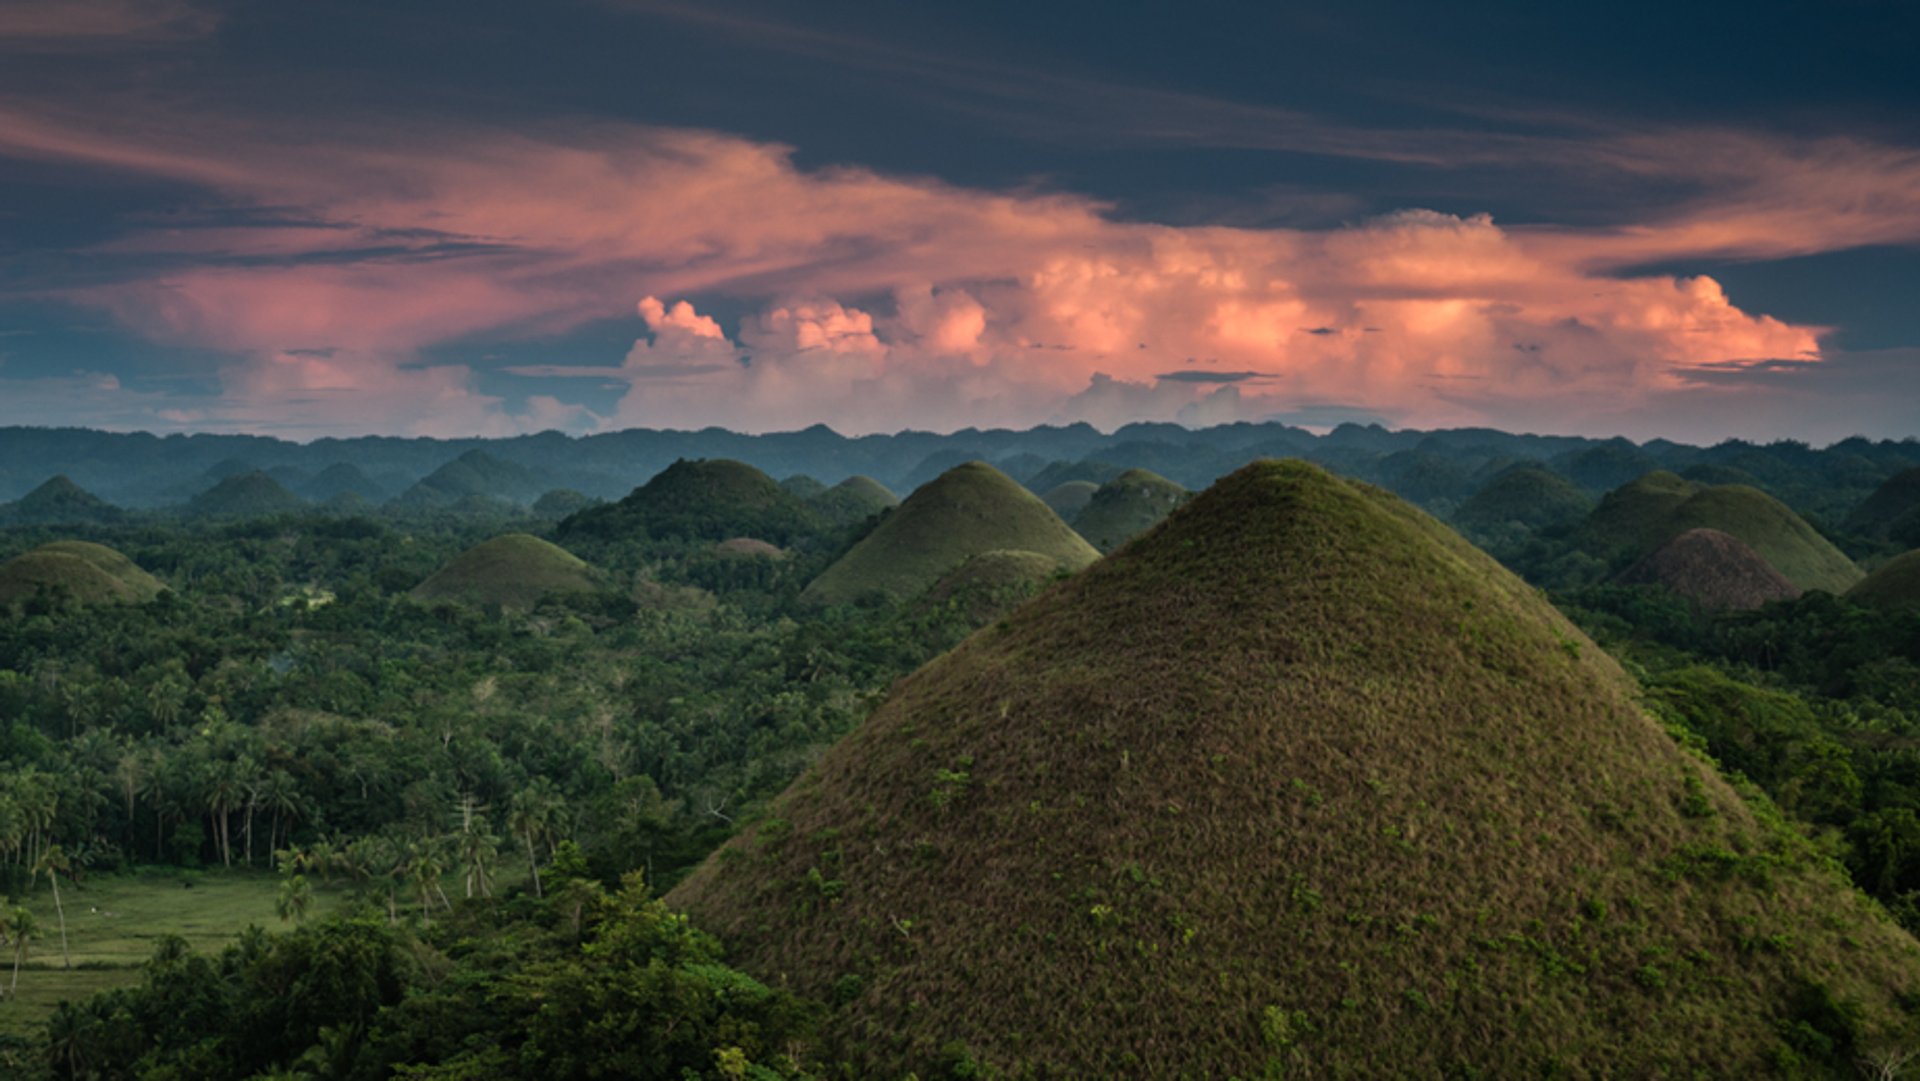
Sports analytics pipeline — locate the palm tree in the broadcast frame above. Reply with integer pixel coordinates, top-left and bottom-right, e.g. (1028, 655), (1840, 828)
(32, 844), (71, 970)
(200, 758), (245, 866)
(457, 824), (498, 900)
(276, 874), (313, 924)
(0, 906), (32, 997)
(507, 781), (564, 899)
(259, 770), (304, 854)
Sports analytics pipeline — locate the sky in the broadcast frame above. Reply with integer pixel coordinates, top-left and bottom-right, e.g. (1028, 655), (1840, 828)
(1, 0), (1918, 443)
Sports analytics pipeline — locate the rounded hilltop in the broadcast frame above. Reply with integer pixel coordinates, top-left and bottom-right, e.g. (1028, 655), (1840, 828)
(1453, 464), (1592, 533)
(1848, 549), (1920, 612)
(410, 533), (601, 610)
(1616, 527), (1803, 611)
(560, 458), (822, 545)
(673, 459), (1920, 1079)
(1070, 468), (1189, 553)
(800, 461), (1098, 606)
(1584, 472), (1860, 593)
(0, 540), (164, 607)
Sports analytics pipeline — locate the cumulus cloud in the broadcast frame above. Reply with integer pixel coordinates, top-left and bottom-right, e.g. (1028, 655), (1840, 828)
(0, 103), (1908, 436)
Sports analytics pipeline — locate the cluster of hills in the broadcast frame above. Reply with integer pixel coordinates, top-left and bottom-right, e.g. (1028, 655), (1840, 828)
(669, 461), (1920, 1076)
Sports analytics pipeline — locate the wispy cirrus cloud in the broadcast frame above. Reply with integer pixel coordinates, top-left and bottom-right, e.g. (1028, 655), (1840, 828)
(0, 0), (217, 50)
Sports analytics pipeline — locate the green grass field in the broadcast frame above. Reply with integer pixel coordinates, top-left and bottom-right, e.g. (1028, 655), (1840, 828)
(0, 868), (348, 1038)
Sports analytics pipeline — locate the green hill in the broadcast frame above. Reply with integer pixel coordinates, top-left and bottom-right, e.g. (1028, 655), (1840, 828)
(1616, 527), (1802, 611)
(807, 475), (898, 528)
(1453, 465), (1592, 534)
(560, 459), (823, 545)
(1040, 480), (1098, 520)
(1583, 474), (1861, 593)
(1848, 467), (1920, 543)
(391, 450), (544, 510)
(779, 475), (829, 500)
(917, 548), (1063, 625)
(1847, 550), (1920, 612)
(1580, 470), (1699, 550)
(186, 471), (307, 518)
(1070, 468), (1189, 553)
(409, 534), (601, 610)
(0, 540), (163, 606)
(800, 462), (1098, 606)
(2, 475), (123, 526)
(301, 462), (388, 503)
(672, 460), (1920, 1078)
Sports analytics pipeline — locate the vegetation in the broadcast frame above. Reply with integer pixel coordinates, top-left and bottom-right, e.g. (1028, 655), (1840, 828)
(186, 473), (307, 519)
(675, 461), (1920, 1078)
(4, 425), (1920, 1077)
(0, 478), (121, 528)
(1581, 474), (1862, 593)
(408, 533), (604, 610)
(0, 542), (163, 607)
(805, 476), (897, 529)
(1616, 527), (1803, 611)
(1453, 463), (1593, 535)
(1849, 467), (1920, 544)
(1040, 479), (1098, 520)
(560, 458), (823, 547)
(1850, 550), (1920, 612)
(801, 461), (1099, 605)
(1070, 467), (1189, 553)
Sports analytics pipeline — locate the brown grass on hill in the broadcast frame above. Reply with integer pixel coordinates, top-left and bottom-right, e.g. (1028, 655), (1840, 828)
(1616, 527), (1803, 610)
(672, 460), (1920, 1079)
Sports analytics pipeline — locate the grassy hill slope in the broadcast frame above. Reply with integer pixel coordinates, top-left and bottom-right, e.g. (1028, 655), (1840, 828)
(1848, 550), (1920, 612)
(0, 540), (163, 606)
(1616, 527), (1802, 610)
(674, 460), (1920, 1078)
(561, 459), (822, 545)
(800, 462), (1097, 605)
(1584, 474), (1860, 593)
(1071, 468), (1189, 553)
(186, 471), (306, 518)
(2, 475), (122, 525)
(1453, 464), (1592, 533)
(410, 533), (601, 610)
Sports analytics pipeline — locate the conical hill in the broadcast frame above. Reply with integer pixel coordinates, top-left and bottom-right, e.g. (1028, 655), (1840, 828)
(186, 471), (306, 518)
(799, 462), (1098, 605)
(916, 548), (1062, 625)
(1453, 464), (1591, 534)
(671, 460), (1920, 1078)
(1070, 468), (1189, 553)
(0, 540), (163, 606)
(1040, 479), (1098, 520)
(410, 533), (601, 610)
(1584, 473), (1860, 593)
(807, 475), (897, 528)
(1616, 527), (1803, 610)
(3, 475), (122, 525)
(1849, 467), (1920, 544)
(1848, 550), (1920, 612)
(560, 459), (822, 544)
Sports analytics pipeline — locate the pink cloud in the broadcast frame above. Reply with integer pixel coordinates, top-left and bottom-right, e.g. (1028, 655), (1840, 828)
(0, 104), (1908, 436)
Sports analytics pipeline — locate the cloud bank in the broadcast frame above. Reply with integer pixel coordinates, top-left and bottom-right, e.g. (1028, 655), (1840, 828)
(1, 104), (1915, 438)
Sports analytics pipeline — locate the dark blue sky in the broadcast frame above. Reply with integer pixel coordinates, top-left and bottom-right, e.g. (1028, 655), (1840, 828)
(1, 0), (1916, 440)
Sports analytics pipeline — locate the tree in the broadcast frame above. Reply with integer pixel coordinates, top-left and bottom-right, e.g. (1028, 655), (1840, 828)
(32, 843), (72, 970)
(277, 873), (313, 924)
(508, 781), (566, 900)
(1, 905), (34, 997)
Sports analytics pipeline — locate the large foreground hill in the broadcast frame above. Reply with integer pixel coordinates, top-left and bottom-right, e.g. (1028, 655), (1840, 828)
(672, 460), (1920, 1078)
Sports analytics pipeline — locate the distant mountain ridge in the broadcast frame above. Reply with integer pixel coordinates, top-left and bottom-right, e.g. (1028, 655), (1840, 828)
(0, 425), (1913, 528)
